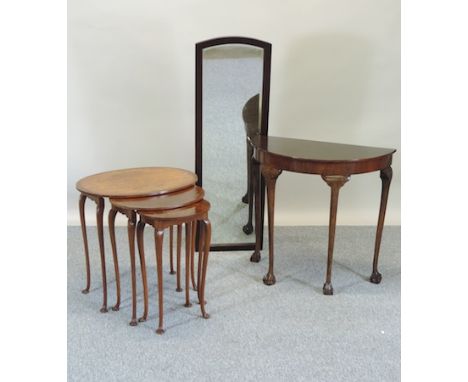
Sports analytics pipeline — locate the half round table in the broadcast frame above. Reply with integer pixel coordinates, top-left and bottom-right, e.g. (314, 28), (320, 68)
(250, 136), (396, 295)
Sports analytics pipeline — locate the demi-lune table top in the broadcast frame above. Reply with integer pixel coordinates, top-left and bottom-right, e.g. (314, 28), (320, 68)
(252, 136), (396, 175)
(76, 167), (197, 198)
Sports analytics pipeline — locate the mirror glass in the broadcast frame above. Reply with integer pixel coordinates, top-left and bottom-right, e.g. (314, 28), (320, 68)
(202, 44), (264, 245)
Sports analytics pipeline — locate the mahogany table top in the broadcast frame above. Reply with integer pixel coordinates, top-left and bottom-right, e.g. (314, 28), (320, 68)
(252, 136), (396, 175)
(253, 136), (396, 163)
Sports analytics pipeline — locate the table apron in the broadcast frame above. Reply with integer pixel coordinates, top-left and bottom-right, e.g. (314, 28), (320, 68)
(258, 153), (393, 176)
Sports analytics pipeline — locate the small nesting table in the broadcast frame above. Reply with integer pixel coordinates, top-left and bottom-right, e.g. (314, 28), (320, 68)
(250, 136), (396, 295)
(76, 167), (197, 312)
(109, 186), (206, 328)
(137, 200), (211, 334)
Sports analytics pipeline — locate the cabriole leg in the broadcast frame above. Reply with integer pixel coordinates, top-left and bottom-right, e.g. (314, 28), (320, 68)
(155, 228), (165, 334)
(322, 175), (349, 295)
(262, 166), (282, 286)
(371, 166), (393, 284)
(96, 197), (108, 312)
(108, 208), (120, 311)
(242, 139), (250, 204)
(199, 219), (211, 319)
(197, 220), (205, 302)
(79, 194), (91, 294)
(176, 224), (182, 292)
(127, 211), (137, 326)
(250, 158), (261, 263)
(184, 223), (192, 307)
(137, 220), (148, 322)
(243, 145), (254, 234)
(191, 221), (198, 291)
(169, 226), (175, 274)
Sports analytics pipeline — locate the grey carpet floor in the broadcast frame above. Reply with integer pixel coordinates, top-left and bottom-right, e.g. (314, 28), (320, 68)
(68, 226), (400, 382)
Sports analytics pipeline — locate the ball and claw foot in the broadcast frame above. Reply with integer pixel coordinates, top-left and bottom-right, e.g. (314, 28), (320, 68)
(169, 270), (176, 275)
(184, 303), (193, 308)
(263, 272), (276, 286)
(156, 328), (165, 335)
(202, 313), (210, 319)
(242, 193), (248, 204)
(111, 305), (120, 312)
(138, 317), (146, 323)
(100, 306), (108, 313)
(176, 287), (183, 292)
(81, 288), (89, 294)
(370, 271), (382, 284)
(323, 283), (334, 295)
(129, 319), (138, 327)
(250, 251), (261, 263)
(243, 223), (253, 235)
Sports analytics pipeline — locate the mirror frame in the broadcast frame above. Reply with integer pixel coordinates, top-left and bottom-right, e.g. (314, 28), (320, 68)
(195, 36), (272, 251)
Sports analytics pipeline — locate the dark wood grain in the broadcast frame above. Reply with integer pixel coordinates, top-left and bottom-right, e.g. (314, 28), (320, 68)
(253, 136), (395, 175)
(371, 166), (393, 284)
(261, 165), (282, 286)
(252, 135), (396, 295)
(250, 157), (262, 263)
(322, 175), (349, 295)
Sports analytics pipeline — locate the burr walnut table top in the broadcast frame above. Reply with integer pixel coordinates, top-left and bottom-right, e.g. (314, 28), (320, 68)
(76, 167), (197, 198)
(110, 186), (204, 211)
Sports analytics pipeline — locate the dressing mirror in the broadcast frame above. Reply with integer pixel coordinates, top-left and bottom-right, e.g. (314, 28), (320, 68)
(195, 37), (271, 251)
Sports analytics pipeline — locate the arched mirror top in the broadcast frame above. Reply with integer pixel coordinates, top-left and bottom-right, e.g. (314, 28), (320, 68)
(196, 36), (272, 51)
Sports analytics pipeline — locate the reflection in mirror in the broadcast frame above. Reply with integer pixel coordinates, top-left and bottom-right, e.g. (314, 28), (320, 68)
(202, 44), (263, 245)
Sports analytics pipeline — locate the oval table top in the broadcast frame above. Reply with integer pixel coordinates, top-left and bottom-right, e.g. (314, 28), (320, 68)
(139, 200), (210, 222)
(76, 167), (197, 198)
(110, 186), (204, 211)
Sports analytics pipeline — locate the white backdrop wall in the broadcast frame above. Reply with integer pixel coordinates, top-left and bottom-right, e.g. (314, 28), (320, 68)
(68, 0), (400, 226)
